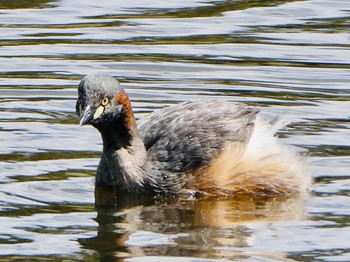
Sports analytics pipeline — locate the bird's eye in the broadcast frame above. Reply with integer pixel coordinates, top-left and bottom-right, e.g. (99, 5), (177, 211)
(101, 97), (109, 106)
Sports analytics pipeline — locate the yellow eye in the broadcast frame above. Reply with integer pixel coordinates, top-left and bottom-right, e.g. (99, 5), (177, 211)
(101, 97), (109, 106)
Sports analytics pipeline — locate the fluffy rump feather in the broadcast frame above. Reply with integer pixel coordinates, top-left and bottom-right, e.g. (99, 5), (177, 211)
(195, 117), (312, 197)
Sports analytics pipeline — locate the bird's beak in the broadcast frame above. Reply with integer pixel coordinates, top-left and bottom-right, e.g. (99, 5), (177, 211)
(79, 105), (94, 126)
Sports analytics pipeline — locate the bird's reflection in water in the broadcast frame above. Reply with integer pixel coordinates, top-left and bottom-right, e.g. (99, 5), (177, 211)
(79, 187), (308, 260)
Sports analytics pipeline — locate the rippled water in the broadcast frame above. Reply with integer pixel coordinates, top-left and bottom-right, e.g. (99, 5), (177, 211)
(0, 0), (349, 261)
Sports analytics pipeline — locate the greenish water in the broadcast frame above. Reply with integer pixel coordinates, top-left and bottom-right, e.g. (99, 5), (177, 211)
(0, 0), (349, 261)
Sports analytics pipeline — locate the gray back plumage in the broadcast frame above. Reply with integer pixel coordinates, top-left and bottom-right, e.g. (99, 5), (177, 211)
(137, 101), (259, 183)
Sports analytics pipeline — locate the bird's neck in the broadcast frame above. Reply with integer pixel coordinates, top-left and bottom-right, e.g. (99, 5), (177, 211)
(96, 116), (148, 192)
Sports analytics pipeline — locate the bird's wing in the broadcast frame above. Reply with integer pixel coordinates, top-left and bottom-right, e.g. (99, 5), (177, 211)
(137, 101), (259, 174)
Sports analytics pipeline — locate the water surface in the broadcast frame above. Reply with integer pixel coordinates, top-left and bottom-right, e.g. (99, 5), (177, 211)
(0, 0), (349, 261)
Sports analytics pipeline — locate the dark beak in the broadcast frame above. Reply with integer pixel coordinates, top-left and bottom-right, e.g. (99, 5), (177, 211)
(79, 105), (94, 126)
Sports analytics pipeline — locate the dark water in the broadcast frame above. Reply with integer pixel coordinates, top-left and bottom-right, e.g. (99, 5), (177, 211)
(0, 0), (349, 261)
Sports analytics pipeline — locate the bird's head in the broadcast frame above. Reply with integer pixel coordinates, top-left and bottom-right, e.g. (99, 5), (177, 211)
(76, 74), (134, 128)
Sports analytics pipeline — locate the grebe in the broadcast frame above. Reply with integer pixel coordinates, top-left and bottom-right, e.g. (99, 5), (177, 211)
(76, 74), (311, 197)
